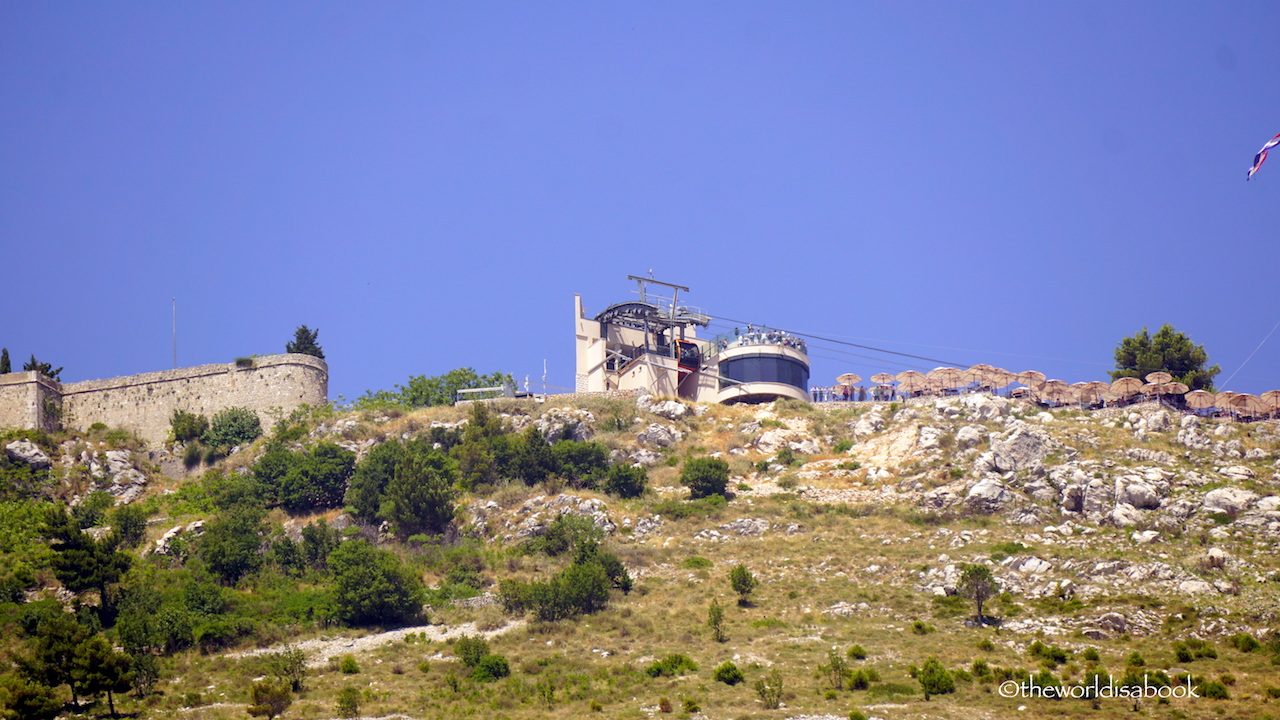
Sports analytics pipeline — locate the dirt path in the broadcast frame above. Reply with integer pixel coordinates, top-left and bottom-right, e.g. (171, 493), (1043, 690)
(231, 618), (526, 668)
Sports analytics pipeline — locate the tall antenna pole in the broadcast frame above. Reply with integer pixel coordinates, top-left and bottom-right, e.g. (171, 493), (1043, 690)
(172, 298), (177, 369)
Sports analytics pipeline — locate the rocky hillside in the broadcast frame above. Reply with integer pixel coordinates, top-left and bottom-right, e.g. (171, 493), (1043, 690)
(3, 392), (1279, 720)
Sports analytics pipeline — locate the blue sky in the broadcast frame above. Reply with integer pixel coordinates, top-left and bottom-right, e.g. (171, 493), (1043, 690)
(3, 3), (1279, 402)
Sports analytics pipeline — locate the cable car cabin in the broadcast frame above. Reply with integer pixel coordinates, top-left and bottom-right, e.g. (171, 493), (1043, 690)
(676, 341), (701, 375)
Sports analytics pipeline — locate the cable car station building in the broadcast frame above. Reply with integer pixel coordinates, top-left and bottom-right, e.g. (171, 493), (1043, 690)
(574, 276), (810, 404)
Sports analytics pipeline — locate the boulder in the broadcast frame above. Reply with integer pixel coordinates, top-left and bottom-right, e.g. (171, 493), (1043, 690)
(1218, 465), (1256, 482)
(1060, 484), (1085, 513)
(1111, 503), (1145, 528)
(1144, 411), (1173, 433)
(637, 423), (680, 448)
(917, 426), (945, 450)
(852, 412), (885, 438)
(5, 440), (50, 470)
(1115, 479), (1161, 510)
(535, 408), (596, 442)
(719, 518), (769, 537)
(1176, 427), (1212, 451)
(789, 438), (821, 455)
(1082, 479), (1114, 517)
(1178, 580), (1215, 595)
(960, 394), (1010, 421)
(956, 425), (984, 448)
(637, 394), (690, 420)
(1008, 556), (1052, 575)
(629, 449), (664, 467)
(1203, 487), (1259, 515)
(991, 424), (1052, 472)
(966, 478), (1012, 513)
(1096, 612), (1128, 634)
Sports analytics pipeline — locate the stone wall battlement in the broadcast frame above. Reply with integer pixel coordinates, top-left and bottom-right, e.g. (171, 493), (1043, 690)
(0, 353), (327, 447)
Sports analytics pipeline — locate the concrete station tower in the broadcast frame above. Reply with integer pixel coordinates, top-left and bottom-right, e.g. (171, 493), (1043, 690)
(575, 275), (809, 404)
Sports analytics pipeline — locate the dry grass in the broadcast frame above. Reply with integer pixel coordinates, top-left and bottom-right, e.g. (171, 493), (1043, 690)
(81, 398), (1280, 720)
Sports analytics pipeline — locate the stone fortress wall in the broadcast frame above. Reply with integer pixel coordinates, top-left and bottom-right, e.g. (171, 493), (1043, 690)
(0, 353), (328, 447)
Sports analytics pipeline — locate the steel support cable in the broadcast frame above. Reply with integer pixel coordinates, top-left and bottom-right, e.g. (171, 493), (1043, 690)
(706, 314), (967, 368)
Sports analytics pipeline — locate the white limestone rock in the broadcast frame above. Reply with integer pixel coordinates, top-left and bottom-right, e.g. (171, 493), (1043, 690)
(5, 440), (50, 470)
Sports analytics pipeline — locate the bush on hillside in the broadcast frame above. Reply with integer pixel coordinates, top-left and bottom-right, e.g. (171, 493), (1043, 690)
(603, 463), (647, 499)
(277, 443), (356, 512)
(202, 407), (262, 450)
(681, 457), (729, 500)
(171, 409), (209, 443)
(328, 540), (425, 627)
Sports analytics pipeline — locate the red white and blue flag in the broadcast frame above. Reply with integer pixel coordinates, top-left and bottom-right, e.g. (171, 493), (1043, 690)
(1248, 132), (1280, 180)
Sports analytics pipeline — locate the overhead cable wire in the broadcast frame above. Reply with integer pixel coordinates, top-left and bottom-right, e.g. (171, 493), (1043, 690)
(706, 320), (934, 371)
(1219, 317), (1280, 391)
(707, 314), (967, 368)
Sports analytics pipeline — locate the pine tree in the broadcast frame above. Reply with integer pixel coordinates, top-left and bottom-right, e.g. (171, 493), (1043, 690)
(21, 354), (62, 380)
(285, 325), (324, 358)
(72, 634), (135, 716)
(1111, 324), (1220, 391)
(382, 447), (458, 537)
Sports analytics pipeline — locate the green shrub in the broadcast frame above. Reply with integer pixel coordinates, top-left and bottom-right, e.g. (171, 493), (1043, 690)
(680, 556), (713, 569)
(775, 446), (797, 467)
(202, 407), (262, 449)
(848, 711), (867, 720)
(603, 463), (647, 499)
(729, 564), (758, 606)
(918, 657), (955, 699)
(472, 654), (510, 682)
(339, 655), (360, 674)
(646, 654), (698, 678)
(267, 442), (357, 512)
(383, 445), (458, 538)
(1125, 651), (1145, 667)
(335, 686), (361, 718)
(1029, 641), (1069, 667)
(72, 490), (114, 528)
(110, 503), (150, 548)
(833, 439), (853, 453)
(182, 441), (204, 469)
(651, 493), (726, 520)
(246, 680), (291, 720)
(1173, 638), (1217, 662)
(681, 457), (729, 500)
(912, 620), (935, 635)
(454, 635), (490, 667)
(1229, 632), (1261, 653)
(848, 667), (880, 690)
(1199, 680), (1229, 699)
(707, 599), (727, 642)
(329, 540), (425, 627)
(713, 660), (744, 685)
(1082, 647), (1100, 663)
(499, 560), (612, 621)
(194, 618), (254, 652)
(754, 668), (784, 709)
(551, 440), (611, 489)
(525, 513), (602, 557)
(847, 644), (868, 660)
(171, 409), (209, 443)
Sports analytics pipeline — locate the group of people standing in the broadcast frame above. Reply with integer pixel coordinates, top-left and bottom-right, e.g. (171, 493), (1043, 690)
(810, 384), (900, 403)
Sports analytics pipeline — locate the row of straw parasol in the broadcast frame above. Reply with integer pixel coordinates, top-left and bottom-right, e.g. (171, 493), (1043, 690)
(833, 366), (1280, 417)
